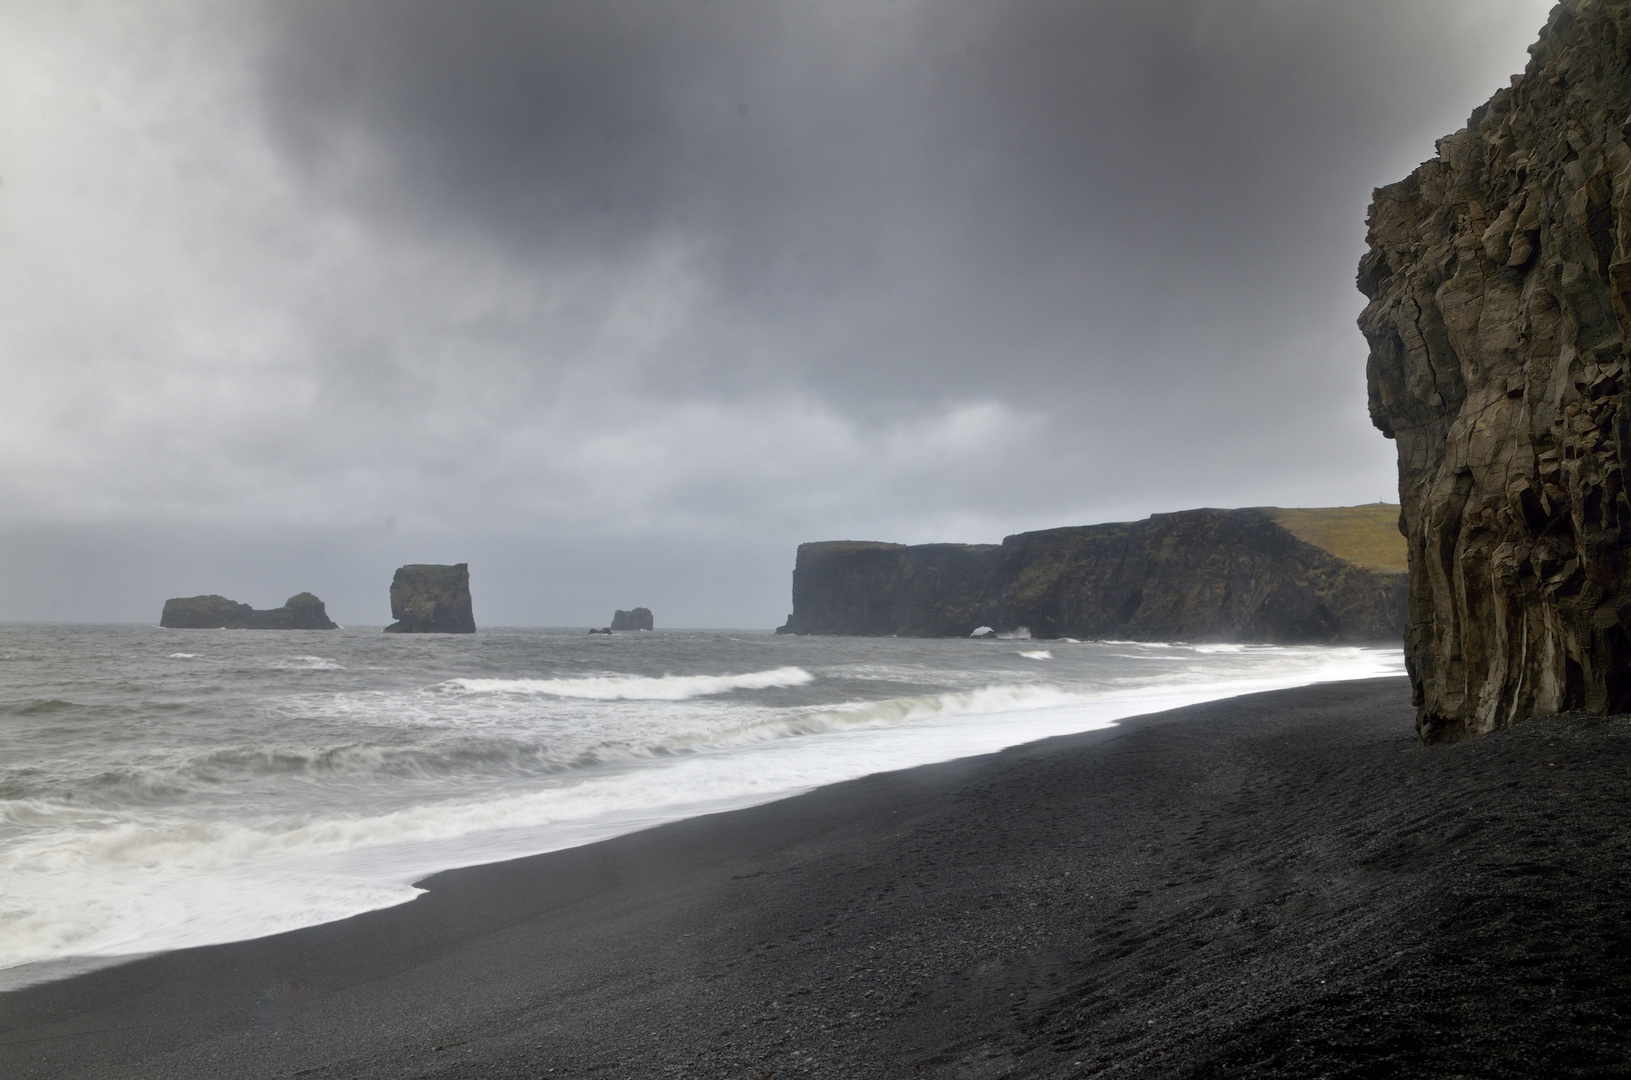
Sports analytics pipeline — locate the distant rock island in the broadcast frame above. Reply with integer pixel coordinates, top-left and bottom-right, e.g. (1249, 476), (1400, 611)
(160, 592), (338, 630)
(1361, 0), (1631, 742)
(384, 563), (475, 634)
(610, 607), (654, 631)
(774, 506), (1405, 643)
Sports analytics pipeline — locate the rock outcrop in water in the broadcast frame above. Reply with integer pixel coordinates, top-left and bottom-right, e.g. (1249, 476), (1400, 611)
(774, 508), (1406, 644)
(610, 607), (654, 631)
(384, 563), (476, 634)
(160, 592), (338, 630)
(1360, 0), (1631, 742)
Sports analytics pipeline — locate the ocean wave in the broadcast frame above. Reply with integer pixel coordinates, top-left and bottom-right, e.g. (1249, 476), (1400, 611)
(664, 683), (1088, 754)
(274, 656), (343, 671)
(0, 632), (1407, 980)
(442, 666), (814, 700)
(0, 699), (77, 717)
(0, 681), (1074, 810)
(0, 681), (1100, 972)
(167, 653), (198, 659)
(1019, 650), (1053, 660)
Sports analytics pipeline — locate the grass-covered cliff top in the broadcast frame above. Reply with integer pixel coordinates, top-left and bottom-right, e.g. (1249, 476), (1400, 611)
(1265, 504), (1406, 574)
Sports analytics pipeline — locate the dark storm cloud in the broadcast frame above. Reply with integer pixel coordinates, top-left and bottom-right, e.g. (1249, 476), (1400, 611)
(0, 0), (1553, 623)
(253, 0), (1517, 409)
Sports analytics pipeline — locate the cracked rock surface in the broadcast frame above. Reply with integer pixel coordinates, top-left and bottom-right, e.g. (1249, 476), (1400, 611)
(1361, 0), (1631, 741)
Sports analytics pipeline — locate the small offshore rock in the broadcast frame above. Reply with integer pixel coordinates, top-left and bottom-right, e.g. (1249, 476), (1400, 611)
(588, 627), (612, 635)
(610, 607), (654, 632)
(383, 563), (475, 634)
(160, 592), (338, 630)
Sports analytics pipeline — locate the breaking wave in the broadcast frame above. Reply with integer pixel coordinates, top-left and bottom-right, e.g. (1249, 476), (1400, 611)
(442, 665), (814, 700)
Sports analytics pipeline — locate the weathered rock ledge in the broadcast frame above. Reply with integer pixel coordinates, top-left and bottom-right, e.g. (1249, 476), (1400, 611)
(1361, 0), (1631, 741)
(774, 507), (1406, 643)
(160, 592), (338, 630)
(385, 563), (476, 634)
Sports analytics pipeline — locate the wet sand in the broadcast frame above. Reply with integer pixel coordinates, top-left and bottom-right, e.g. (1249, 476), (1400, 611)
(4, 676), (1629, 1078)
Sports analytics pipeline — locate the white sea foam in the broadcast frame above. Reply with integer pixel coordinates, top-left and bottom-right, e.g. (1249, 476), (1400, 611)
(442, 665), (814, 700)
(167, 653), (197, 659)
(1019, 650), (1053, 660)
(0, 631), (1405, 989)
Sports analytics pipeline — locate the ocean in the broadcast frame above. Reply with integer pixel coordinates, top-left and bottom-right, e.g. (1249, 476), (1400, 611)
(0, 624), (1403, 990)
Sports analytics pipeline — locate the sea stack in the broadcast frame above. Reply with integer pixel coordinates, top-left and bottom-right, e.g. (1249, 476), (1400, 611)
(160, 592), (338, 630)
(384, 563), (476, 634)
(610, 607), (654, 631)
(1360, 0), (1631, 742)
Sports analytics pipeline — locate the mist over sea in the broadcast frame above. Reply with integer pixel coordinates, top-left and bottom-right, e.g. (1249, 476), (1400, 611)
(0, 625), (1403, 990)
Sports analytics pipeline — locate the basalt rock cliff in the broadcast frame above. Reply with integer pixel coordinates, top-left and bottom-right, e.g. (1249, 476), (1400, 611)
(610, 607), (654, 631)
(384, 563), (476, 634)
(160, 592), (338, 630)
(1361, 0), (1631, 742)
(774, 508), (1406, 644)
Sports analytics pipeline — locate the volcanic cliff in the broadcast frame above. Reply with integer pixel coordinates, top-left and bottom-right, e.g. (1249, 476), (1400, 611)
(775, 507), (1406, 644)
(1361, 0), (1631, 742)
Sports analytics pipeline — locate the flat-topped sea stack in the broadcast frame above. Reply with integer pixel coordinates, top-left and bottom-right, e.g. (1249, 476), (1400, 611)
(610, 607), (654, 631)
(775, 506), (1406, 644)
(160, 592), (338, 630)
(384, 563), (476, 634)
(1361, 0), (1631, 742)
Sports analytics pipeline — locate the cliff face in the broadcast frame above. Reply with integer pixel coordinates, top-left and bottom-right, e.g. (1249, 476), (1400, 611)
(775, 508), (1406, 643)
(610, 607), (654, 631)
(160, 592), (338, 630)
(384, 563), (476, 634)
(1360, 0), (1631, 742)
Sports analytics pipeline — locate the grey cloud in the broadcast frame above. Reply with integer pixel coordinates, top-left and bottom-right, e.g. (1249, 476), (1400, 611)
(0, 0), (1554, 624)
(253, 0), (1551, 411)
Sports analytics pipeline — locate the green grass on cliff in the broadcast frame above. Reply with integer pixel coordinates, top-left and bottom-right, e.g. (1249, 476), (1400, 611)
(1265, 505), (1406, 573)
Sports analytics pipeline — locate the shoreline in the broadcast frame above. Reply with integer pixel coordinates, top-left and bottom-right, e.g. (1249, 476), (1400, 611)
(4, 675), (1629, 1078)
(0, 642), (1402, 988)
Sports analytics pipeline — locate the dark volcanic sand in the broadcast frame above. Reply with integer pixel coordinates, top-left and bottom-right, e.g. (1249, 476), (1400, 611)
(4, 677), (1630, 1079)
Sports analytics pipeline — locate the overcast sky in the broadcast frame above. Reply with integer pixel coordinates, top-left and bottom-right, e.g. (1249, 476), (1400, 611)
(0, 0), (1554, 626)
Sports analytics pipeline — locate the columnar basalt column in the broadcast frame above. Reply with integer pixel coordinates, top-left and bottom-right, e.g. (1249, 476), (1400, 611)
(1360, 0), (1631, 742)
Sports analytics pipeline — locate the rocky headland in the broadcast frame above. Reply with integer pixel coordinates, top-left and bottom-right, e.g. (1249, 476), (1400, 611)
(159, 592), (338, 630)
(610, 607), (653, 631)
(1361, 0), (1631, 742)
(384, 563), (476, 634)
(774, 506), (1406, 644)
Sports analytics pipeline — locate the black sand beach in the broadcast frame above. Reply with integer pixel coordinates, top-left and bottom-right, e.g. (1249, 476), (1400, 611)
(4, 676), (1630, 1079)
